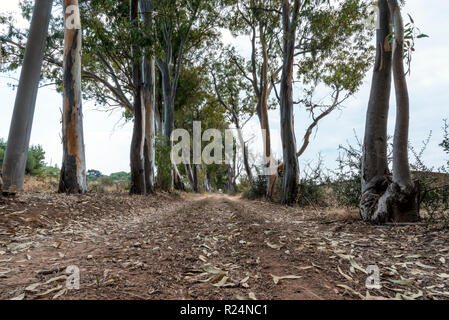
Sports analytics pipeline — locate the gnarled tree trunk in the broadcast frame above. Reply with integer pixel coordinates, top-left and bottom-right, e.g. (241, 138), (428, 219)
(59, 0), (87, 194)
(279, 0), (300, 205)
(361, 0), (420, 223)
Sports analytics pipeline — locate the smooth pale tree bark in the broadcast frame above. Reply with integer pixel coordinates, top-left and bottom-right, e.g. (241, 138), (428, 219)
(382, 0), (420, 221)
(129, 0), (146, 195)
(360, 0), (392, 222)
(140, 0), (155, 194)
(361, 0), (419, 223)
(59, 0), (87, 194)
(1, 0), (53, 194)
(279, 0), (300, 205)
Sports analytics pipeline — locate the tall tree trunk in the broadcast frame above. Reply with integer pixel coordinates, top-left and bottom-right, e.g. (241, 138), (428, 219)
(129, 0), (146, 195)
(383, 0), (420, 222)
(155, 68), (163, 135)
(59, 0), (87, 194)
(203, 164), (211, 192)
(279, 0), (300, 205)
(157, 61), (185, 191)
(258, 27), (276, 198)
(1, 0), (53, 194)
(234, 121), (253, 188)
(361, 0), (419, 223)
(192, 164), (199, 193)
(141, 0), (155, 194)
(185, 163), (199, 193)
(360, 0), (392, 221)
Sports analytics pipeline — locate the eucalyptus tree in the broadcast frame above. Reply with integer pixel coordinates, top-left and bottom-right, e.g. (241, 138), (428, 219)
(140, 0), (156, 194)
(128, 0), (146, 194)
(1, 0), (53, 194)
(211, 49), (257, 188)
(1, 0), (155, 193)
(174, 64), (209, 192)
(59, 0), (88, 194)
(173, 59), (231, 193)
(361, 0), (420, 223)
(279, 0), (301, 204)
(151, 0), (226, 190)
(228, 0), (282, 194)
(228, 0), (373, 202)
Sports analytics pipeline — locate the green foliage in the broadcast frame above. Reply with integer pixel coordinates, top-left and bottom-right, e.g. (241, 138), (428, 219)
(205, 163), (229, 192)
(41, 166), (60, 179)
(88, 170), (131, 193)
(0, 138), (5, 169)
(242, 174), (267, 200)
(0, 138), (46, 176)
(388, 13), (429, 75)
(109, 171), (131, 182)
(155, 135), (173, 191)
(87, 169), (103, 181)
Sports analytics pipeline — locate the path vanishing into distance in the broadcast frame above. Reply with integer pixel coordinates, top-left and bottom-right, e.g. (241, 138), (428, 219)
(0, 192), (448, 300)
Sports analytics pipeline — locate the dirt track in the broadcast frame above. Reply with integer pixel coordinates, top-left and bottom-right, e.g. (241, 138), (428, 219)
(0, 192), (448, 300)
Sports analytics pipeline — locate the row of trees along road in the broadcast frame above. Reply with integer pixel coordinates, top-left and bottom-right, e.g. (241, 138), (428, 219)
(0, 0), (427, 224)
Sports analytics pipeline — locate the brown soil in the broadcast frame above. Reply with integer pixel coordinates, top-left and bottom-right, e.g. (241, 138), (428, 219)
(0, 192), (448, 300)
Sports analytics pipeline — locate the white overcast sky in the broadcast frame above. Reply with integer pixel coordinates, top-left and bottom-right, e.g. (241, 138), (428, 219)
(1, 0), (448, 175)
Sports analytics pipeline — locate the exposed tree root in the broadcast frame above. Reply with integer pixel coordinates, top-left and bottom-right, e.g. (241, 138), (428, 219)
(361, 177), (420, 224)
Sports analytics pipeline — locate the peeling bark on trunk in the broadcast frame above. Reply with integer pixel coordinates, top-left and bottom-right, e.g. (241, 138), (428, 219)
(361, 0), (419, 223)
(59, 0), (87, 194)
(129, 0), (146, 195)
(1, 0), (53, 194)
(279, 0), (300, 205)
(141, 0), (155, 194)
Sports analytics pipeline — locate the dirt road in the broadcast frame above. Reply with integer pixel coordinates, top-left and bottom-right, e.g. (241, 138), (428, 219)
(0, 192), (448, 300)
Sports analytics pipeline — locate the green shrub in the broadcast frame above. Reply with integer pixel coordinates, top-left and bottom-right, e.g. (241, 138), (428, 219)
(330, 136), (364, 208)
(1, 139), (46, 176)
(109, 171), (130, 182)
(87, 169), (103, 181)
(155, 135), (173, 191)
(242, 174), (267, 200)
